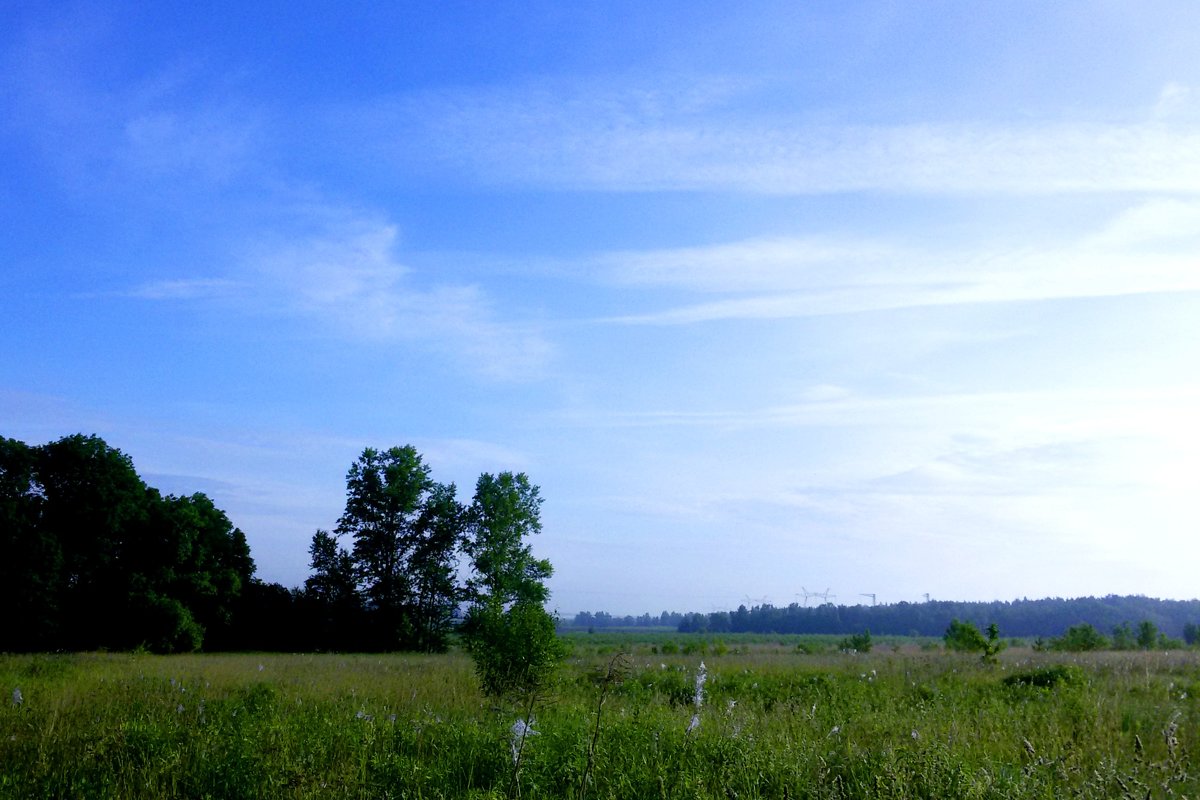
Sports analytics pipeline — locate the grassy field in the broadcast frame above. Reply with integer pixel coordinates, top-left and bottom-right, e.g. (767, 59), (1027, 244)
(2, 636), (1197, 798)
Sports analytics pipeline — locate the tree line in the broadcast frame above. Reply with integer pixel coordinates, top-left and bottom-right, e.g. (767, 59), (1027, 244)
(569, 595), (1200, 640)
(670, 596), (1200, 638)
(0, 434), (555, 654)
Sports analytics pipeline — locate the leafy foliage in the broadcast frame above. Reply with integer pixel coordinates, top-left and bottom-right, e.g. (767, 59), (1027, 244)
(0, 434), (254, 653)
(460, 472), (564, 702)
(320, 446), (466, 651)
(944, 619), (1006, 663)
(1049, 623), (1108, 652)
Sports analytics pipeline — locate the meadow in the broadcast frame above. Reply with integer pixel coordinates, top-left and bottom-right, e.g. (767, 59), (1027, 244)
(2, 635), (1197, 799)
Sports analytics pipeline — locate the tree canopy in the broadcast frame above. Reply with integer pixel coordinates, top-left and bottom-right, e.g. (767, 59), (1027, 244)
(0, 434), (255, 652)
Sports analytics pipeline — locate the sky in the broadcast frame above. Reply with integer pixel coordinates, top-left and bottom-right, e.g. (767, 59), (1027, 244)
(3, 2), (1200, 616)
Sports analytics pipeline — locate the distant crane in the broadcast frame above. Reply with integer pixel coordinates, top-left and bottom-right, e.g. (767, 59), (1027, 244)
(808, 587), (835, 605)
(743, 595), (770, 608)
(860, 593), (877, 606)
(923, 593), (931, 603)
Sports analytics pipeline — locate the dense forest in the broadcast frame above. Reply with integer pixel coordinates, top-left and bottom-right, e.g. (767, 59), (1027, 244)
(0, 434), (550, 654)
(570, 596), (1200, 641)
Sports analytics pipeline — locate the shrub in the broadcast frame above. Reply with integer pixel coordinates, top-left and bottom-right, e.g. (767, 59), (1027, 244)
(839, 630), (872, 653)
(1050, 623), (1108, 652)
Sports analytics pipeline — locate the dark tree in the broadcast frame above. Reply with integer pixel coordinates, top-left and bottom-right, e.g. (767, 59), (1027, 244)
(0, 434), (257, 653)
(331, 445), (465, 651)
(410, 482), (466, 652)
(303, 528), (364, 650)
(0, 437), (59, 650)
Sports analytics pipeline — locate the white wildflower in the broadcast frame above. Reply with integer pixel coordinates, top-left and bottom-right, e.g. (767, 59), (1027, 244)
(510, 718), (538, 764)
(726, 699), (737, 713)
(693, 661), (707, 709)
(176, 704), (185, 714)
(829, 725), (840, 736)
(911, 729), (919, 740)
(12, 688), (22, 706)
(258, 664), (265, 672)
(686, 714), (700, 734)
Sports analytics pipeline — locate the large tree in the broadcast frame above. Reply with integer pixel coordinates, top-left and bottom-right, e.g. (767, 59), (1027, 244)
(332, 445), (464, 651)
(0, 434), (256, 652)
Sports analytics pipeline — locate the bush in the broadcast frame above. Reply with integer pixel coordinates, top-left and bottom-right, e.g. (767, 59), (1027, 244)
(839, 630), (872, 653)
(1002, 664), (1085, 689)
(944, 619), (1006, 663)
(1050, 623), (1108, 652)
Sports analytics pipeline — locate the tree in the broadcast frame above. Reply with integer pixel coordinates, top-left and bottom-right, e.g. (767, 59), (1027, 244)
(34, 434), (153, 649)
(1112, 622), (1137, 650)
(409, 482), (465, 652)
(944, 619), (1006, 663)
(336, 446), (433, 648)
(331, 445), (465, 651)
(1137, 619), (1160, 650)
(1050, 623), (1108, 652)
(0, 434), (258, 652)
(463, 472), (551, 606)
(460, 472), (563, 701)
(0, 437), (59, 650)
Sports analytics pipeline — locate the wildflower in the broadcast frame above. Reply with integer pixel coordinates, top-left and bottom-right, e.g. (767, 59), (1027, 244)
(828, 725), (840, 736)
(176, 704), (184, 714)
(510, 718), (538, 764)
(726, 699), (737, 713)
(12, 688), (22, 706)
(257, 664), (264, 672)
(911, 730), (919, 740)
(1164, 712), (1181, 756)
(693, 661), (707, 709)
(686, 714), (700, 734)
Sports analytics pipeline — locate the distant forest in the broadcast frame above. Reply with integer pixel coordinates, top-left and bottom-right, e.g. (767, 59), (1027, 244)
(570, 595), (1200, 641)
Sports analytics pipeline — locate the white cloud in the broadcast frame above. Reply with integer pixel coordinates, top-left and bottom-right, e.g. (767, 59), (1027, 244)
(128, 216), (554, 382)
(357, 80), (1200, 195)
(598, 201), (1200, 325)
(253, 219), (555, 380)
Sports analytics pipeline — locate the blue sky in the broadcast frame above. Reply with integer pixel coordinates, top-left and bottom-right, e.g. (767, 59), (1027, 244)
(4, 2), (1200, 615)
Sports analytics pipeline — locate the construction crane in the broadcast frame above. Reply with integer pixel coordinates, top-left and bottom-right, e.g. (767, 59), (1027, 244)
(860, 593), (876, 606)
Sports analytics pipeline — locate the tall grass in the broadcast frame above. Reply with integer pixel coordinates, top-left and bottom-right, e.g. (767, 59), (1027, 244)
(2, 643), (1197, 798)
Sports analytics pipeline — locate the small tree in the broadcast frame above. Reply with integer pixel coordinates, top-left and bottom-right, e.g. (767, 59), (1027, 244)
(460, 472), (564, 702)
(839, 629), (872, 653)
(944, 619), (1005, 663)
(459, 472), (564, 797)
(1050, 623), (1108, 652)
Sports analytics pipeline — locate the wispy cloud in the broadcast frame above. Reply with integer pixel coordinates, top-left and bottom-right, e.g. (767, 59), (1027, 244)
(132, 215), (554, 382)
(353, 79), (1200, 194)
(126, 278), (245, 300)
(597, 200), (1200, 324)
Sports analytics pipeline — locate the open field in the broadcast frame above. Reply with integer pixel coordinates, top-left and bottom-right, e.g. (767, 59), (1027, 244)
(3, 637), (1198, 799)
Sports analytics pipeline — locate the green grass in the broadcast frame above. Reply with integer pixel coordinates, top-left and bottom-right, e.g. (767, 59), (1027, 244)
(2, 644), (1197, 798)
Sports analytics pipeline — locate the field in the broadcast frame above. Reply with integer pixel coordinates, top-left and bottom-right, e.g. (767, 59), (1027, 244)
(2, 635), (1198, 799)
